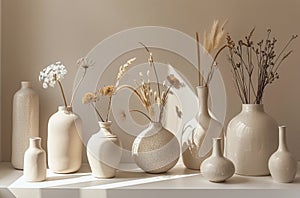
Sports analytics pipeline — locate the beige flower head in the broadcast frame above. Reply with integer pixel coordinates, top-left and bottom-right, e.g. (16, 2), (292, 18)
(167, 74), (182, 89)
(77, 57), (95, 69)
(99, 85), (115, 96)
(116, 57), (136, 81)
(82, 92), (98, 104)
(203, 19), (226, 54)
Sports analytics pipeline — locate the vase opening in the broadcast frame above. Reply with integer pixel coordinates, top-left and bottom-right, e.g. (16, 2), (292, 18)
(242, 104), (264, 112)
(21, 81), (32, 88)
(29, 137), (42, 148)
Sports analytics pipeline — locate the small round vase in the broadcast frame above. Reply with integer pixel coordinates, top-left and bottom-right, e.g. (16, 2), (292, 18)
(132, 122), (180, 173)
(226, 104), (278, 176)
(23, 137), (47, 182)
(200, 138), (235, 183)
(182, 86), (222, 170)
(47, 106), (83, 173)
(12, 81), (39, 170)
(268, 126), (297, 183)
(87, 121), (122, 178)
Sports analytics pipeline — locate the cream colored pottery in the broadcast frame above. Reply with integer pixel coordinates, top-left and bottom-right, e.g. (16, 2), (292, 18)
(132, 122), (180, 173)
(200, 138), (235, 182)
(182, 86), (222, 170)
(23, 137), (46, 182)
(12, 81), (39, 170)
(226, 104), (278, 176)
(48, 106), (82, 173)
(268, 126), (297, 183)
(87, 121), (122, 178)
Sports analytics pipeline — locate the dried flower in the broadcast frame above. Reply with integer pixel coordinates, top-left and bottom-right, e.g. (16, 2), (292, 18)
(167, 74), (182, 89)
(82, 92), (98, 104)
(116, 57), (136, 81)
(77, 57), (95, 69)
(39, 61), (67, 89)
(100, 85), (115, 96)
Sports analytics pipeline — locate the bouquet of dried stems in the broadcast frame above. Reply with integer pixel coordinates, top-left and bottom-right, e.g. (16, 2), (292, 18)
(227, 28), (298, 104)
(39, 57), (93, 109)
(116, 43), (183, 123)
(196, 20), (227, 86)
(82, 58), (136, 122)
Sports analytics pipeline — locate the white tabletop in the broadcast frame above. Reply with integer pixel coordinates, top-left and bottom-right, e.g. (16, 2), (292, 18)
(0, 162), (300, 198)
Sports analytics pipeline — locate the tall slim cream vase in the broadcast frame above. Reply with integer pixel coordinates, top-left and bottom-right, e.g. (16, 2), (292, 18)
(12, 81), (39, 170)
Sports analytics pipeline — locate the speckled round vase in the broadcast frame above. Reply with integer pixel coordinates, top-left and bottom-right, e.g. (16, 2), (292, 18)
(24, 137), (46, 182)
(48, 106), (82, 173)
(200, 138), (235, 182)
(268, 126), (297, 183)
(132, 122), (180, 173)
(87, 121), (122, 178)
(226, 104), (278, 176)
(12, 81), (39, 170)
(182, 86), (222, 170)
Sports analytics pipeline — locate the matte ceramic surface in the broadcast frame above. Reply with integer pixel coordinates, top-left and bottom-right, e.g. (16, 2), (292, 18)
(12, 81), (39, 170)
(226, 104), (278, 176)
(47, 106), (83, 173)
(268, 126), (297, 183)
(132, 122), (180, 173)
(182, 86), (222, 170)
(87, 121), (122, 178)
(200, 138), (235, 182)
(23, 137), (46, 182)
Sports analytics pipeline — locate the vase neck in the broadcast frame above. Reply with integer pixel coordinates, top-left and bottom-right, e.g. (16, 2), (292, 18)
(99, 121), (113, 136)
(58, 106), (72, 112)
(29, 137), (42, 149)
(21, 81), (32, 89)
(212, 138), (223, 157)
(196, 86), (209, 117)
(278, 126), (288, 151)
(242, 104), (264, 112)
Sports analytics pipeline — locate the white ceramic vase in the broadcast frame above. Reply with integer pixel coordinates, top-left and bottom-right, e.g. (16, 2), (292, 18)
(12, 81), (39, 170)
(226, 104), (278, 176)
(182, 86), (222, 170)
(268, 126), (297, 183)
(87, 121), (122, 178)
(200, 138), (235, 182)
(132, 121), (180, 173)
(23, 137), (46, 182)
(47, 106), (82, 173)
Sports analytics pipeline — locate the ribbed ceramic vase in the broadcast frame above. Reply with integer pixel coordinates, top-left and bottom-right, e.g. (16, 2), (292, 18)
(200, 138), (235, 182)
(87, 121), (122, 178)
(182, 86), (222, 170)
(268, 126), (297, 183)
(132, 122), (180, 173)
(226, 104), (278, 176)
(47, 106), (82, 173)
(12, 81), (39, 170)
(23, 137), (46, 182)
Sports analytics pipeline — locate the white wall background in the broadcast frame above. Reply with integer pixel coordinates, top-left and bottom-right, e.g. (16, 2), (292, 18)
(1, 0), (300, 162)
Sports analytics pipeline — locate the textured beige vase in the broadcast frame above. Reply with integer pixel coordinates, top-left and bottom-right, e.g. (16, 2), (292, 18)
(182, 86), (222, 170)
(23, 137), (46, 182)
(200, 138), (235, 182)
(48, 106), (82, 173)
(132, 122), (180, 173)
(268, 126), (297, 183)
(226, 104), (278, 176)
(12, 81), (39, 170)
(87, 121), (122, 178)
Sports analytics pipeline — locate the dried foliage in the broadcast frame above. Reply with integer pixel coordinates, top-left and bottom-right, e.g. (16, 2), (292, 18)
(227, 28), (298, 104)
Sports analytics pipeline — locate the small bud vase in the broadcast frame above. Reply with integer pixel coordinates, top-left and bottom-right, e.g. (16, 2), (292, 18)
(268, 126), (297, 183)
(200, 138), (235, 182)
(23, 137), (47, 182)
(87, 121), (122, 178)
(47, 106), (82, 173)
(132, 121), (180, 173)
(12, 81), (39, 170)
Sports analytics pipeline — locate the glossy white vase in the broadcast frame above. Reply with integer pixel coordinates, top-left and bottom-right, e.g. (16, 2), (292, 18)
(87, 121), (122, 178)
(23, 137), (46, 182)
(182, 86), (222, 170)
(12, 81), (39, 170)
(268, 126), (297, 183)
(132, 122), (180, 173)
(226, 104), (278, 176)
(48, 106), (82, 173)
(200, 138), (235, 182)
